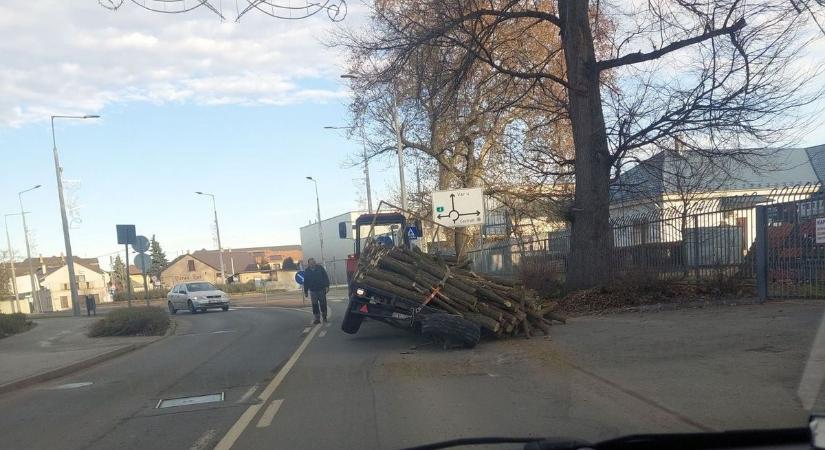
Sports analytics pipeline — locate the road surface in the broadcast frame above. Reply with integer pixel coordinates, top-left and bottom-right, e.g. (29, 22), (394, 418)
(0, 300), (817, 450)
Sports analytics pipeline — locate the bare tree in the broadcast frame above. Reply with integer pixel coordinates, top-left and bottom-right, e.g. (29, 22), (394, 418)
(338, 0), (825, 288)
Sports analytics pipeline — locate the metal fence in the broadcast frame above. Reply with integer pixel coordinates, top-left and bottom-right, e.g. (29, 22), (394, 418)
(468, 185), (825, 299)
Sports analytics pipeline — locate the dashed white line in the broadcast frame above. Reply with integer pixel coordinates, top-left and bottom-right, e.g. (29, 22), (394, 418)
(255, 399), (284, 428)
(302, 327), (311, 334)
(319, 330), (327, 338)
(213, 325), (320, 450)
(237, 385), (258, 404)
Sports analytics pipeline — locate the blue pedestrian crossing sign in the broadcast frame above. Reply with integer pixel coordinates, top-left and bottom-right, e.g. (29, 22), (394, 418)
(294, 270), (305, 285)
(406, 226), (421, 240)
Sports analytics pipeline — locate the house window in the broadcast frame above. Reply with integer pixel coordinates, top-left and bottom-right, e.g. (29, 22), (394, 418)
(60, 296), (68, 309)
(86, 282), (91, 289)
(63, 283), (69, 290)
(76, 274), (86, 283)
(187, 260), (196, 272)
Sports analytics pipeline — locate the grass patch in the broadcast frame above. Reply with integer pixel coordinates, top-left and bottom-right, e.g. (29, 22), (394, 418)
(0, 313), (34, 338)
(88, 307), (170, 337)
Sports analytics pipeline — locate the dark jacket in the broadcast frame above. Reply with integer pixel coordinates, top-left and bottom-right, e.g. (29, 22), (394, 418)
(303, 265), (330, 294)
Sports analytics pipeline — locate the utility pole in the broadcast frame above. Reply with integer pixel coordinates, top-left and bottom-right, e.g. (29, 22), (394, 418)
(19, 185), (42, 312)
(195, 192), (225, 283)
(3, 214), (21, 312)
(306, 177), (325, 265)
(51, 114), (100, 316)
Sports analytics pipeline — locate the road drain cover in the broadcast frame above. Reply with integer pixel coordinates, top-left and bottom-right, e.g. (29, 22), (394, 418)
(156, 392), (224, 409)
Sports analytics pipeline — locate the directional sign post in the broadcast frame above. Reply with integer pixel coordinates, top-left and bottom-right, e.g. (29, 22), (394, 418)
(294, 270), (306, 306)
(432, 188), (485, 228)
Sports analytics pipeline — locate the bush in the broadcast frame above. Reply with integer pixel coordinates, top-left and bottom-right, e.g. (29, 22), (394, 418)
(88, 307), (170, 337)
(0, 313), (33, 338)
(113, 289), (167, 302)
(219, 282), (257, 294)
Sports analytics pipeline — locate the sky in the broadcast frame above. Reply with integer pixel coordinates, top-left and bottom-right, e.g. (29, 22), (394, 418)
(0, 0), (398, 268)
(1, 1), (824, 270)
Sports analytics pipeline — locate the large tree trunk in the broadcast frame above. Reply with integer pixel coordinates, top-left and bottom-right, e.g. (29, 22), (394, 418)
(559, 0), (613, 289)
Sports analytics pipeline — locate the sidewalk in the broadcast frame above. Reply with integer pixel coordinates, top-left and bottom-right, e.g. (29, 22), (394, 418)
(0, 316), (162, 393)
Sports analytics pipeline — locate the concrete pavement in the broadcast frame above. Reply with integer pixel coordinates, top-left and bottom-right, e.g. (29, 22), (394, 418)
(0, 316), (160, 392)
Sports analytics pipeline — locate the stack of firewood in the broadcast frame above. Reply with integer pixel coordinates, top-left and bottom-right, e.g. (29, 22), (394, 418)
(353, 244), (565, 337)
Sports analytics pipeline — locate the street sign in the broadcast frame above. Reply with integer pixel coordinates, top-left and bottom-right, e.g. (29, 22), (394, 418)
(817, 218), (825, 244)
(132, 235), (150, 253)
(134, 253), (151, 274)
(116, 224), (136, 245)
(432, 188), (485, 228)
(406, 226), (420, 239)
(295, 270), (305, 285)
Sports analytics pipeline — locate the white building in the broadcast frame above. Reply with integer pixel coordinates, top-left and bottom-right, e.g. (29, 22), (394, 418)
(300, 211), (366, 285)
(6, 255), (112, 312)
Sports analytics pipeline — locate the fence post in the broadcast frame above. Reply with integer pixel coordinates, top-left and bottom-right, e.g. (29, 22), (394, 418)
(756, 205), (768, 302)
(692, 215), (700, 282)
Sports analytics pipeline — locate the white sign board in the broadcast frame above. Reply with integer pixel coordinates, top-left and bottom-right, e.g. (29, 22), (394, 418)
(817, 218), (825, 244)
(432, 188), (485, 228)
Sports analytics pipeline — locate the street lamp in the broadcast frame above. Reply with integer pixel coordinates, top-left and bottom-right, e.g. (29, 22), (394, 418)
(305, 177), (325, 265)
(52, 114), (99, 316)
(323, 125), (373, 214)
(341, 73), (408, 213)
(3, 213), (24, 313)
(18, 185), (41, 312)
(195, 191), (226, 284)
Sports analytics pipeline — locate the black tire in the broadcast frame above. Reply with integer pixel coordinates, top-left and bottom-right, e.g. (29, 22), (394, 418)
(188, 300), (198, 314)
(221, 305), (229, 311)
(420, 314), (481, 349)
(168, 302), (177, 315)
(341, 299), (364, 334)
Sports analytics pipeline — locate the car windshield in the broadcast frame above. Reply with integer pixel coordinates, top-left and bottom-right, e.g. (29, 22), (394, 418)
(186, 283), (216, 292)
(2, 2), (825, 450)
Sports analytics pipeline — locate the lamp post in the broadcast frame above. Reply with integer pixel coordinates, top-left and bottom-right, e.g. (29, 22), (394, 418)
(195, 191), (225, 283)
(3, 213), (23, 312)
(52, 114), (99, 316)
(18, 185), (41, 312)
(341, 74), (407, 213)
(323, 125), (373, 214)
(305, 177), (325, 265)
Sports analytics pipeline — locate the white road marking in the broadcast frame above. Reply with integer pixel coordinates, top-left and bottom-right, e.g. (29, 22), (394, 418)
(213, 325), (320, 450)
(231, 306), (257, 309)
(255, 399), (284, 428)
(49, 382), (93, 390)
(211, 330), (236, 334)
(237, 385), (258, 404)
(189, 429), (217, 450)
(268, 306), (313, 314)
(319, 330), (327, 338)
(302, 327), (311, 334)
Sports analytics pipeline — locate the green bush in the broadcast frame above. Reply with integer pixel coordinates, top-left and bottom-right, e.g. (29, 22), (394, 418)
(113, 289), (167, 302)
(88, 307), (170, 337)
(0, 313), (33, 338)
(219, 282), (257, 294)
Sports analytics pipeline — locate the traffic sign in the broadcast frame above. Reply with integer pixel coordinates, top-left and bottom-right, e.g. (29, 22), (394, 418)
(116, 224), (136, 245)
(406, 226), (421, 239)
(432, 188), (485, 228)
(132, 235), (150, 253)
(134, 253), (151, 274)
(295, 270), (305, 285)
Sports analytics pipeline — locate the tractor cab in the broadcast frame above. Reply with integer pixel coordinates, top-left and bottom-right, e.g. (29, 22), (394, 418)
(338, 213), (420, 288)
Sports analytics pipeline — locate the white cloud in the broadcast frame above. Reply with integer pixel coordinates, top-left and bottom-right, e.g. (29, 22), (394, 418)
(0, 1), (361, 127)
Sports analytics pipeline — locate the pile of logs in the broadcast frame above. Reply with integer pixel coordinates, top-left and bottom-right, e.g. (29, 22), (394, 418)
(353, 243), (565, 338)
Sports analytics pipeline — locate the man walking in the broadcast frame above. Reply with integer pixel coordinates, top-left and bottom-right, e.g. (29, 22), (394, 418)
(303, 258), (330, 324)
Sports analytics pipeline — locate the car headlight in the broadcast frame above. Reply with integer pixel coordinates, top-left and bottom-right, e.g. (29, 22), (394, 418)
(355, 288), (366, 296)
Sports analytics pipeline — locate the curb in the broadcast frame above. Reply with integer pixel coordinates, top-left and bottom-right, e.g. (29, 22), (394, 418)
(0, 319), (178, 396)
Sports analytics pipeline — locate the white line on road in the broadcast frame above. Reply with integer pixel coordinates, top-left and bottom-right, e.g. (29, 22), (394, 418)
(267, 306), (313, 314)
(302, 327), (311, 334)
(189, 429), (217, 450)
(319, 330), (327, 338)
(213, 325), (320, 450)
(255, 399), (284, 428)
(211, 330), (236, 334)
(237, 385), (258, 404)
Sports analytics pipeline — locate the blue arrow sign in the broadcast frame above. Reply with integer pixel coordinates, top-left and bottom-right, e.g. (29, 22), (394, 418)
(294, 270), (305, 285)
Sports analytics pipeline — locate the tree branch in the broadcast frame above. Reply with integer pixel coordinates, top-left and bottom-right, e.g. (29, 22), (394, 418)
(597, 18), (747, 71)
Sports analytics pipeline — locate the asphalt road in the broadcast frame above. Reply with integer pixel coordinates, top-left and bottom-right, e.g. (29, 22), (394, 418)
(0, 300), (818, 450)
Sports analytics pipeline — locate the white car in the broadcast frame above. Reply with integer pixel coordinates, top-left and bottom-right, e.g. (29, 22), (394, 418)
(167, 281), (230, 314)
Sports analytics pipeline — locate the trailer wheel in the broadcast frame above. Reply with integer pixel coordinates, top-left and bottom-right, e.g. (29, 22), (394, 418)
(341, 298), (364, 334)
(421, 314), (481, 349)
